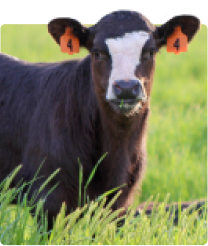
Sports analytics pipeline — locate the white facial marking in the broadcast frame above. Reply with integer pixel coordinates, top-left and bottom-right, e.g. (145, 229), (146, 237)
(105, 31), (150, 100)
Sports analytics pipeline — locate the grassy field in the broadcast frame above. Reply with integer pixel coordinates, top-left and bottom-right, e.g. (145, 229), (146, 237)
(0, 23), (207, 244)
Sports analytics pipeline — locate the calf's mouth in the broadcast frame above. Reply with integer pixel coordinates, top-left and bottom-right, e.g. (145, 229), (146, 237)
(107, 97), (147, 115)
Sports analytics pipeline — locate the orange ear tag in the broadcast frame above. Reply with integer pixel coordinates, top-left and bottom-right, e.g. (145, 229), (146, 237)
(167, 26), (188, 55)
(60, 27), (80, 55)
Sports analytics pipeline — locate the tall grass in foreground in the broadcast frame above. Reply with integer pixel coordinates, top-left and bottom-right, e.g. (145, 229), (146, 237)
(0, 166), (207, 245)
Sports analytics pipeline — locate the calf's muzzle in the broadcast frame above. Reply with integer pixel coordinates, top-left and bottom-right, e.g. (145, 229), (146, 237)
(113, 80), (143, 100)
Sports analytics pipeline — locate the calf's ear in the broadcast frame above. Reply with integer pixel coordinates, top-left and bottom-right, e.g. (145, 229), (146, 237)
(48, 18), (93, 50)
(153, 15), (200, 49)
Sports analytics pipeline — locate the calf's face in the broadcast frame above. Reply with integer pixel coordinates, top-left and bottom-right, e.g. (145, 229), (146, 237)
(90, 13), (157, 116)
(48, 11), (200, 116)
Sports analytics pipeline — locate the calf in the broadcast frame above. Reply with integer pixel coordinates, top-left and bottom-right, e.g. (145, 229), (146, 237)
(0, 11), (200, 229)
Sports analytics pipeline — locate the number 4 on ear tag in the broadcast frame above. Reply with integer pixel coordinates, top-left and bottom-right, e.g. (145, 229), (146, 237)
(60, 27), (80, 55)
(167, 26), (188, 54)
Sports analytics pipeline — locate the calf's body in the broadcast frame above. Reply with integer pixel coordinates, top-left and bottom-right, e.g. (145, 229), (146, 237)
(0, 11), (200, 229)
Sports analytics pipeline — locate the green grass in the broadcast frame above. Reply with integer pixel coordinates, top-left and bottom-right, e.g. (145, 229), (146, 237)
(142, 25), (207, 203)
(0, 167), (207, 245)
(0, 23), (207, 244)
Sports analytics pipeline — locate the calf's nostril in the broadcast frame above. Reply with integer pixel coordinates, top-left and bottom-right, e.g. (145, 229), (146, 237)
(113, 83), (122, 95)
(132, 84), (140, 95)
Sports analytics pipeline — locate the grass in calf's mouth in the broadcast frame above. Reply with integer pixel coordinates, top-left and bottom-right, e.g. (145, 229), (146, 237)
(119, 99), (124, 109)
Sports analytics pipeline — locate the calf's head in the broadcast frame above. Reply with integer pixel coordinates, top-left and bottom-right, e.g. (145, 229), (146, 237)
(48, 11), (200, 116)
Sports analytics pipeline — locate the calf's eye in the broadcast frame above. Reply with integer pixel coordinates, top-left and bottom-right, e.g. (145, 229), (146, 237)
(94, 50), (101, 60)
(142, 48), (157, 61)
(92, 49), (109, 61)
(149, 49), (154, 57)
